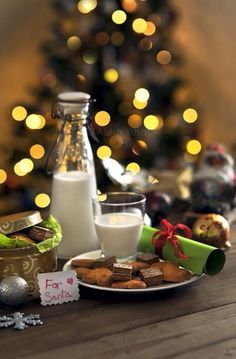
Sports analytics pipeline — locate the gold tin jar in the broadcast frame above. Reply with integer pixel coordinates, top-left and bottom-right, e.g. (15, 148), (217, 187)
(0, 211), (57, 294)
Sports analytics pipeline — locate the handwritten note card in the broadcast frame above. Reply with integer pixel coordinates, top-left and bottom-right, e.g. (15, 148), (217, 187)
(38, 270), (80, 306)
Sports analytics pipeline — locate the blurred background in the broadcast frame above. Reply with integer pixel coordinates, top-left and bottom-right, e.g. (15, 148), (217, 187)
(0, 0), (235, 217)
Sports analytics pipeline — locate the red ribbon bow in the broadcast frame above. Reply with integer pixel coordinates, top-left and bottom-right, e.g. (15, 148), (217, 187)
(152, 219), (192, 260)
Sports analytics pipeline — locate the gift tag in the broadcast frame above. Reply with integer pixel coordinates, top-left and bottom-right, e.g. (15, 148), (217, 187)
(37, 270), (79, 306)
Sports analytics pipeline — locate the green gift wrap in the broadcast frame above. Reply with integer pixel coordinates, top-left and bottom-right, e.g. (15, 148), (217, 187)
(138, 225), (226, 275)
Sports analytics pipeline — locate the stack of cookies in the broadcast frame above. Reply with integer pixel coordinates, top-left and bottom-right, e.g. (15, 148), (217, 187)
(72, 253), (192, 289)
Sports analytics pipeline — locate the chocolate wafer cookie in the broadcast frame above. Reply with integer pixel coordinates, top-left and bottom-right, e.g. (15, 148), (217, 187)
(113, 263), (132, 281)
(140, 267), (163, 286)
(136, 253), (159, 265)
(28, 226), (54, 242)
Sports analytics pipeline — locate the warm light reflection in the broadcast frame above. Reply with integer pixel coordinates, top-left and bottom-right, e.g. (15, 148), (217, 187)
(14, 158), (34, 176)
(112, 10), (127, 24)
(143, 21), (156, 36)
(67, 36), (81, 51)
(0, 169), (7, 184)
(128, 114), (142, 128)
(30, 144), (45, 159)
(132, 140), (148, 155)
(104, 68), (118, 83)
(156, 50), (172, 65)
(77, 74), (87, 82)
(78, 0), (97, 13)
(122, 0), (137, 12)
(183, 108), (198, 123)
(135, 88), (150, 102)
(186, 140), (201, 155)
(83, 51), (97, 64)
(143, 115), (159, 130)
(95, 111), (111, 126)
(97, 146), (112, 159)
(139, 38), (153, 51)
(126, 162), (140, 174)
(132, 18), (147, 33)
(26, 114), (46, 130)
(35, 193), (51, 208)
(133, 98), (147, 109)
(14, 163), (26, 176)
(12, 106), (27, 121)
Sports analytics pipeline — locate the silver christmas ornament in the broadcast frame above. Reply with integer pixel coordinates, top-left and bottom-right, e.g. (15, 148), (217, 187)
(0, 275), (29, 306)
(0, 312), (43, 330)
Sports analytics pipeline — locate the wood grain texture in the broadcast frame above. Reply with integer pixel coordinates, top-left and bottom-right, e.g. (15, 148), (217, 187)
(1, 224), (236, 359)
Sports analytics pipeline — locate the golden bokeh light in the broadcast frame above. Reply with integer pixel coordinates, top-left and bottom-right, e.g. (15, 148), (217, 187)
(42, 73), (57, 88)
(99, 193), (107, 202)
(186, 139), (201, 155)
(156, 50), (172, 65)
(128, 114), (142, 128)
(83, 51), (97, 64)
(26, 114), (46, 130)
(104, 68), (119, 83)
(95, 32), (109, 46)
(12, 106), (27, 121)
(77, 74), (87, 82)
(132, 140), (148, 155)
(133, 98), (147, 110)
(143, 115), (159, 130)
(143, 21), (156, 36)
(19, 158), (34, 173)
(139, 38), (153, 52)
(122, 0), (137, 12)
(112, 10), (127, 24)
(135, 88), (150, 102)
(109, 135), (124, 149)
(30, 144), (45, 159)
(126, 162), (140, 174)
(183, 108), (198, 123)
(95, 111), (111, 126)
(111, 32), (125, 46)
(14, 158), (34, 176)
(97, 146), (112, 159)
(78, 0), (97, 14)
(67, 36), (81, 51)
(14, 163), (26, 176)
(132, 18), (147, 33)
(0, 169), (7, 184)
(35, 193), (51, 208)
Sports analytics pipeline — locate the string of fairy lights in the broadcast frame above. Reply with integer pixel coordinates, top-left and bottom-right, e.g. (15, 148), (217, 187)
(0, 0), (201, 210)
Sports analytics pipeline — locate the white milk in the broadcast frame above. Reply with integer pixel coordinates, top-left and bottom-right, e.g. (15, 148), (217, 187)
(95, 212), (143, 259)
(50, 171), (99, 258)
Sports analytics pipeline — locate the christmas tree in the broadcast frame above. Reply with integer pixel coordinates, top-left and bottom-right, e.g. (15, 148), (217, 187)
(0, 0), (201, 215)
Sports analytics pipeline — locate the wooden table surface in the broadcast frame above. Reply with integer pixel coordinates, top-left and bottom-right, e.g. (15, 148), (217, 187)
(1, 223), (236, 359)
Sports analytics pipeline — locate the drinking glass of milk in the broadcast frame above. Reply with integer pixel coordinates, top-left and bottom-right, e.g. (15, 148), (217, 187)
(92, 192), (146, 261)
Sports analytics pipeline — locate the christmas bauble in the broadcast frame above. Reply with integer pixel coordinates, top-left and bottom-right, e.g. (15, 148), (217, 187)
(146, 191), (172, 226)
(192, 213), (230, 248)
(0, 275), (29, 306)
(191, 144), (236, 214)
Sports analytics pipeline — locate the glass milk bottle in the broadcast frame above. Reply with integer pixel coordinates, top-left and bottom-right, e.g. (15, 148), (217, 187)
(50, 92), (99, 258)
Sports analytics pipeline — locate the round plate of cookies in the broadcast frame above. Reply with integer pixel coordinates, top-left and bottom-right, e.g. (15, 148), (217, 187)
(63, 250), (203, 293)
